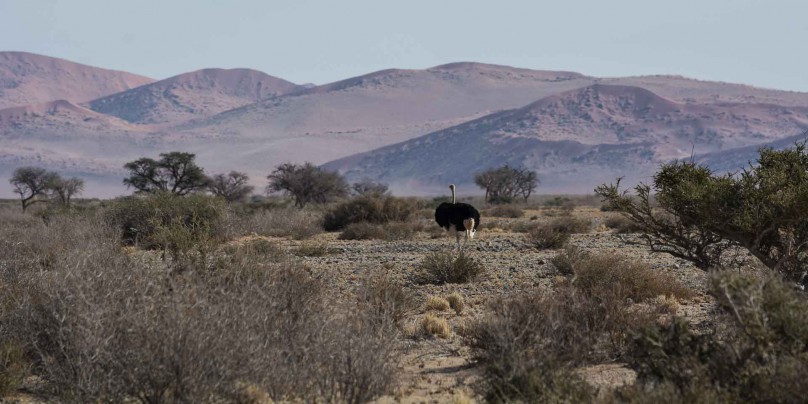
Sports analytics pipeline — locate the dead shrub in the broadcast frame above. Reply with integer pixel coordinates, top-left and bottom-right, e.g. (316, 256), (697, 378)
(223, 207), (323, 240)
(485, 205), (524, 218)
(550, 245), (589, 275)
(339, 222), (388, 240)
(526, 217), (590, 248)
(465, 287), (646, 402)
(412, 252), (485, 285)
(571, 252), (693, 303)
(0, 211), (399, 403)
(0, 340), (27, 397)
(294, 242), (333, 257)
(356, 270), (416, 328)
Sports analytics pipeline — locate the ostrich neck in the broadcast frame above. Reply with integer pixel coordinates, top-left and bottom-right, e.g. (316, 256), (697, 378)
(451, 187), (456, 204)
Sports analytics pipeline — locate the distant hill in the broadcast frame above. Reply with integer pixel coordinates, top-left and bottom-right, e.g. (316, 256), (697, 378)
(322, 84), (808, 194)
(0, 51), (154, 109)
(3, 54), (808, 197)
(88, 68), (300, 125)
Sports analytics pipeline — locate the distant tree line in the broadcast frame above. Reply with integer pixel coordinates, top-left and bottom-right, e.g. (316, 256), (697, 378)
(9, 151), (543, 211)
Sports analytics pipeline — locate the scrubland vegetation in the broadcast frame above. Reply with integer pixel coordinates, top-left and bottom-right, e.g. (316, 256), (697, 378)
(3, 148), (808, 403)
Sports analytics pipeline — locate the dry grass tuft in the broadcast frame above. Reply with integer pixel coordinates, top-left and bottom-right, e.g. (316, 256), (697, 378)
(412, 252), (485, 285)
(422, 313), (451, 339)
(447, 292), (465, 315)
(424, 296), (451, 311)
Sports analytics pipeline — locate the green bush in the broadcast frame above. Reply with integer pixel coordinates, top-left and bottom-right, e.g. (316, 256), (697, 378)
(622, 271), (808, 402)
(104, 192), (227, 248)
(323, 195), (423, 231)
(412, 252), (484, 284)
(597, 143), (808, 283)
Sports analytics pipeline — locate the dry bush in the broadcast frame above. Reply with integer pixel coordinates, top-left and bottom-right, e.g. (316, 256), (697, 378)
(339, 222), (388, 240)
(619, 271), (808, 403)
(527, 217), (591, 249)
(425, 296), (451, 311)
(412, 252), (485, 285)
(223, 207), (323, 240)
(0, 211), (399, 403)
(323, 195), (423, 231)
(422, 313), (451, 339)
(0, 340), (27, 397)
(485, 204), (524, 218)
(447, 292), (465, 315)
(571, 252), (693, 303)
(465, 286), (649, 402)
(356, 270), (416, 328)
(550, 245), (588, 275)
(294, 242), (333, 257)
(104, 192), (227, 248)
(604, 213), (644, 234)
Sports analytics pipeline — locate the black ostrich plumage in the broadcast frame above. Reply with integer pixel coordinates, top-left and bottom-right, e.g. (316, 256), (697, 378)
(435, 201), (480, 231)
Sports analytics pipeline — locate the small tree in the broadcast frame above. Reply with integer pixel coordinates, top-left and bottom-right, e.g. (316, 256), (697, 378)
(267, 163), (348, 208)
(208, 171), (254, 202)
(10, 166), (57, 212)
(123, 152), (209, 196)
(352, 178), (389, 196)
(47, 175), (85, 207)
(475, 165), (539, 203)
(596, 143), (808, 285)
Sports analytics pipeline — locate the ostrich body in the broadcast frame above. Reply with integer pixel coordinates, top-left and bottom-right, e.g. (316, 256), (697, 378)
(435, 184), (480, 251)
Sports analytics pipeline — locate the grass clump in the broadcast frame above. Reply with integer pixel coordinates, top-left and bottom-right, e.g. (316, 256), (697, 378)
(412, 252), (485, 285)
(425, 296), (451, 311)
(293, 242), (333, 257)
(422, 313), (451, 338)
(323, 194), (423, 231)
(604, 214), (644, 234)
(447, 292), (465, 315)
(338, 222), (389, 240)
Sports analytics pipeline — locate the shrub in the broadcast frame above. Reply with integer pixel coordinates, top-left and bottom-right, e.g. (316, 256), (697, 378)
(425, 296), (451, 311)
(339, 222), (388, 240)
(447, 292), (465, 315)
(622, 271), (808, 402)
(550, 245), (588, 275)
(465, 287), (648, 402)
(485, 204), (524, 218)
(294, 242), (333, 257)
(526, 217), (590, 249)
(223, 207), (322, 240)
(105, 192), (226, 248)
(597, 143), (808, 284)
(571, 252), (693, 303)
(0, 340), (27, 397)
(412, 252), (485, 285)
(356, 270), (416, 328)
(604, 214), (644, 234)
(323, 194), (423, 231)
(422, 313), (451, 338)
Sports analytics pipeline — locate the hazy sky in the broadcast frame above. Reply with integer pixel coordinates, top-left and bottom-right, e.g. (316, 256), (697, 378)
(1, 0), (807, 91)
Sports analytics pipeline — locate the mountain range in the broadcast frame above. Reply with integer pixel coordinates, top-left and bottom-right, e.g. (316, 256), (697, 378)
(1, 51), (807, 197)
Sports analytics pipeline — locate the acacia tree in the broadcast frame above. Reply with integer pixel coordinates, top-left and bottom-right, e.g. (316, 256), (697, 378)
(208, 171), (254, 202)
(352, 178), (389, 196)
(10, 166), (58, 212)
(267, 162), (348, 208)
(596, 143), (808, 286)
(123, 152), (209, 196)
(474, 165), (539, 203)
(47, 175), (85, 207)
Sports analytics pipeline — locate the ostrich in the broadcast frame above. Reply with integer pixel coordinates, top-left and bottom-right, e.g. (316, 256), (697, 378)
(435, 184), (481, 252)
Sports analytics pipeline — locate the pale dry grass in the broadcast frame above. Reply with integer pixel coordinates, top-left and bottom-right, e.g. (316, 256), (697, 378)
(424, 296), (450, 311)
(447, 292), (465, 315)
(422, 313), (451, 339)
